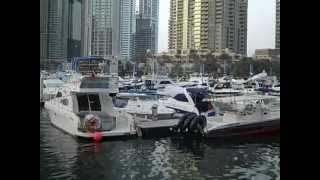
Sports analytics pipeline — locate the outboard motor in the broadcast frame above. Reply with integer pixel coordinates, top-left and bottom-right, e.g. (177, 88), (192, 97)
(173, 113), (207, 136)
(56, 91), (62, 97)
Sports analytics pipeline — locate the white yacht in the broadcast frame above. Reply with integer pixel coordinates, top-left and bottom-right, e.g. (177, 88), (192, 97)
(44, 58), (136, 139)
(142, 75), (175, 89)
(42, 78), (65, 101)
(114, 93), (176, 120)
(210, 82), (243, 97)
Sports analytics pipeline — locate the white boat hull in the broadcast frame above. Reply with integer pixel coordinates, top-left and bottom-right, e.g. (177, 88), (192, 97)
(45, 101), (136, 139)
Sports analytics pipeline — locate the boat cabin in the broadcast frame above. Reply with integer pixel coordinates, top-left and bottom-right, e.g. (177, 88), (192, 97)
(69, 57), (121, 133)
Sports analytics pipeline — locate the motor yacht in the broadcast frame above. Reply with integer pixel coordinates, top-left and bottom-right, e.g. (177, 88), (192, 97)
(44, 58), (136, 139)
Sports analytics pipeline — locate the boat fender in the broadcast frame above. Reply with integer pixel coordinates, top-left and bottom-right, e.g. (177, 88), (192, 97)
(84, 114), (102, 132)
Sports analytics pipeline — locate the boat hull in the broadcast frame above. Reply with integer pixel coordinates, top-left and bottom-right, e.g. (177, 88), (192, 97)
(135, 119), (179, 138)
(45, 102), (135, 140)
(205, 118), (280, 138)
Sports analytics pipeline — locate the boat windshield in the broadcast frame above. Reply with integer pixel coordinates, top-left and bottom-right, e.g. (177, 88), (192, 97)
(174, 94), (189, 102)
(80, 77), (109, 89)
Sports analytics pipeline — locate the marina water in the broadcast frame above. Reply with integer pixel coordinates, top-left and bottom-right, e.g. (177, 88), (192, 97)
(40, 110), (279, 180)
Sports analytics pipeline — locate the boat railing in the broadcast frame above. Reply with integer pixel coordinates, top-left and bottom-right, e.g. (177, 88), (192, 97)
(50, 97), (73, 113)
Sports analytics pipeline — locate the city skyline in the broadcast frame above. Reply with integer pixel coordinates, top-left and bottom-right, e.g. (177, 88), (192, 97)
(159, 0), (277, 56)
(167, 0), (248, 56)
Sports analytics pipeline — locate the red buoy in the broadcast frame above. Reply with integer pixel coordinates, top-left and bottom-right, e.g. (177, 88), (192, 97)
(93, 132), (103, 142)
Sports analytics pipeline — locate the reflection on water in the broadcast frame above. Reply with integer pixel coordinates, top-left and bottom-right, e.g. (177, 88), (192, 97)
(40, 110), (280, 180)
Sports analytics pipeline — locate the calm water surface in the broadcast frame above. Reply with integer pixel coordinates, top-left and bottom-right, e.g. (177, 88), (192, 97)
(40, 110), (280, 180)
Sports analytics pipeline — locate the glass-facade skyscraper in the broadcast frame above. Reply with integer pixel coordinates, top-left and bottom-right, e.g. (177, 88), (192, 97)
(275, 0), (280, 49)
(169, 0), (248, 56)
(91, 0), (119, 57)
(91, 0), (136, 61)
(41, 0), (91, 71)
(138, 0), (159, 54)
(119, 0), (136, 61)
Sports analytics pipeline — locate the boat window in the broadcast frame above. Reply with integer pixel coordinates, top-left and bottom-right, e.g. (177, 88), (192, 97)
(88, 94), (101, 111)
(174, 94), (188, 102)
(77, 94), (101, 111)
(78, 95), (89, 111)
(215, 84), (224, 89)
(223, 83), (231, 88)
(159, 81), (172, 84)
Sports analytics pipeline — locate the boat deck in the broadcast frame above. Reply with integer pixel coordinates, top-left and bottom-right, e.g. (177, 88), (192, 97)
(135, 119), (179, 129)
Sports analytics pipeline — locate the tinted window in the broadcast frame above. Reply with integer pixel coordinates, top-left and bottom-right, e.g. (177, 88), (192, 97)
(80, 77), (109, 88)
(77, 94), (101, 111)
(88, 94), (101, 111)
(209, 82), (215, 87)
(78, 94), (89, 111)
(223, 83), (231, 88)
(174, 94), (188, 102)
(159, 81), (172, 84)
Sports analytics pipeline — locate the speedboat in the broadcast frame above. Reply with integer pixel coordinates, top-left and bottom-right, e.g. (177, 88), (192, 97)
(118, 77), (144, 91)
(209, 82), (242, 97)
(141, 75), (175, 90)
(150, 87), (280, 138)
(204, 100), (280, 138)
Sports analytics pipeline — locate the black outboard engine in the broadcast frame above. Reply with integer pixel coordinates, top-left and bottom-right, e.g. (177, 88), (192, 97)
(173, 113), (207, 136)
(172, 88), (211, 137)
(56, 91), (62, 97)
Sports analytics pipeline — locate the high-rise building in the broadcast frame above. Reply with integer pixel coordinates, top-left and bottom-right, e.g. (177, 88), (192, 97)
(139, 0), (159, 53)
(168, 0), (248, 56)
(275, 0), (280, 49)
(40, 0), (49, 64)
(134, 15), (152, 61)
(91, 0), (136, 61)
(47, 0), (64, 61)
(63, 0), (83, 59)
(45, 0), (91, 62)
(119, 0), (136, 61)
(82, 0), (92, 56)
(91, 0), (119, 57)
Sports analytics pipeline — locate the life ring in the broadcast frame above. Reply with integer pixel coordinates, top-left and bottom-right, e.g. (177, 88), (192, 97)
(84, 114), (102, 133)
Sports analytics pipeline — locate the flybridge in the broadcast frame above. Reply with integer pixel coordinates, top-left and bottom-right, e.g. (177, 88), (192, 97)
(71, 56), (118, 75)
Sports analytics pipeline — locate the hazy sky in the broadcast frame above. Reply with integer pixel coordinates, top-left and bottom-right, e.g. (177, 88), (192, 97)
(158, 0), (276, 56)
